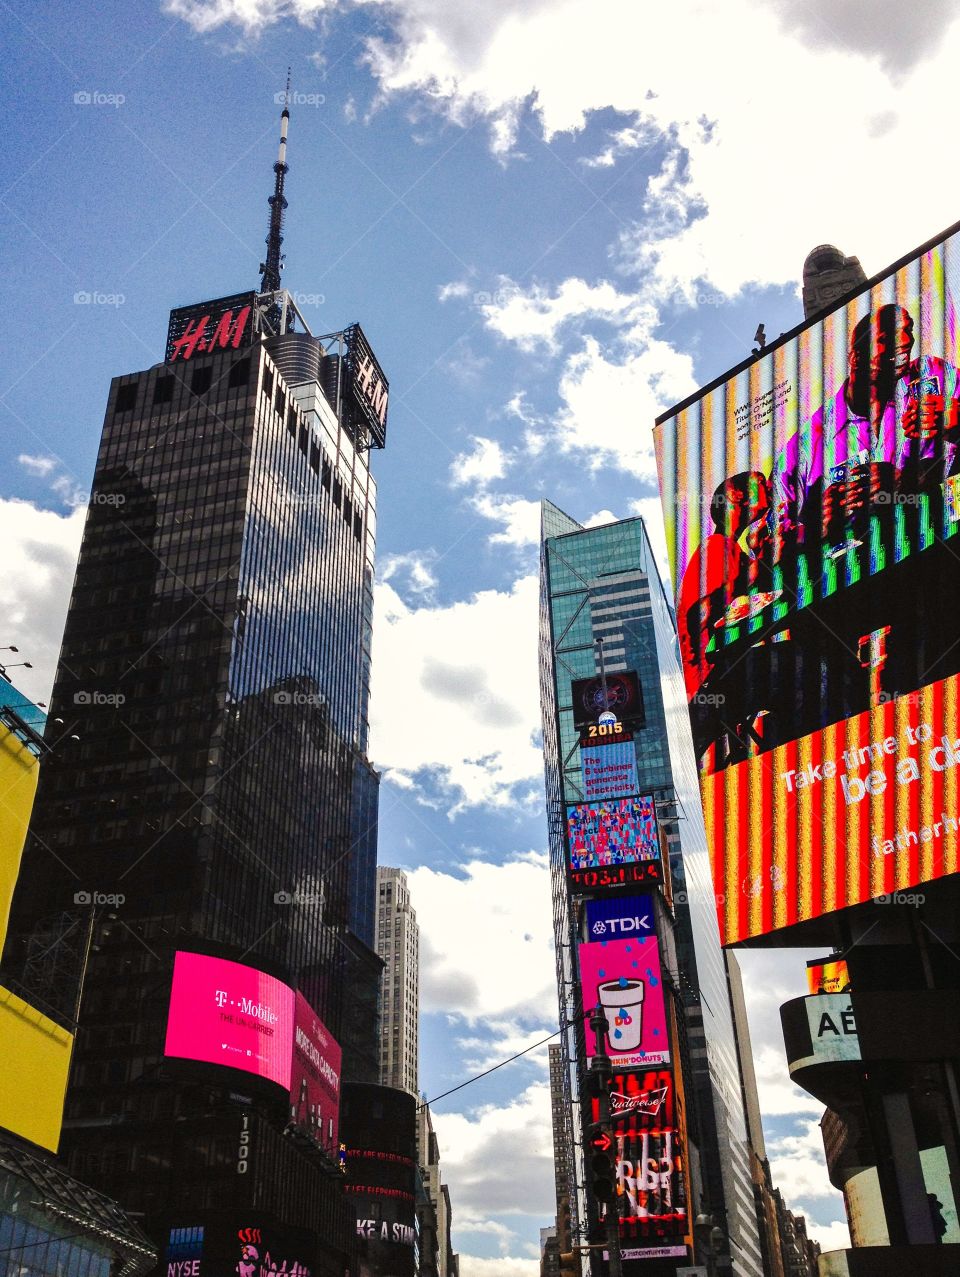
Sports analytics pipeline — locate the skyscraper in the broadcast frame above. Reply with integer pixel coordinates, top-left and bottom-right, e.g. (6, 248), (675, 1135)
(2, 95), (388, 1274)
(375, 866), (420, 1095)
(539, 502), (764, 1275)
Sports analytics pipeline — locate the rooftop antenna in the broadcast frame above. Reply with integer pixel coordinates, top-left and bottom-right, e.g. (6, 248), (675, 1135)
(260, 69), (291, 327)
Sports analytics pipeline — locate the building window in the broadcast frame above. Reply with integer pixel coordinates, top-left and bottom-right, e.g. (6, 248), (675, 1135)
(191, 364), (213, 395)
(115, 382), (138, 412)
(153, 375), (174, 405)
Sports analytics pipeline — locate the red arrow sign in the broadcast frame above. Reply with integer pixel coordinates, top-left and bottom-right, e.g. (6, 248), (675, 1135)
(590, 1131), (612, 1153)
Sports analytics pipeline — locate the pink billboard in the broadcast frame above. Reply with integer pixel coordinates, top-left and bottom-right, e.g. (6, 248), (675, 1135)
(290, 991), (342, 1152)
(164, 951), (295, 1089)
(578, 935), (670, 1068)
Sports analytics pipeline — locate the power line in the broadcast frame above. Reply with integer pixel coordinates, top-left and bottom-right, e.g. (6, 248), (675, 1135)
(418, 1012), (590, 1110)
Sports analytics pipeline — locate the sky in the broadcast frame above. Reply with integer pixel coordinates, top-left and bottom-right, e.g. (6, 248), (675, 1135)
(3, 0), (960, 1270)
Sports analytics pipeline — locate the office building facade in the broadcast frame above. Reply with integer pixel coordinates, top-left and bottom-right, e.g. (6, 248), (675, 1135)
(1, 105), (390, 1268)
(376, 866), (420, 1096)
(539, 503), (764, 1274)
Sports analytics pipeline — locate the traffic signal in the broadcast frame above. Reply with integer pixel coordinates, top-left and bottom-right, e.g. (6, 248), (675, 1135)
(586, 1121), (617, 1204)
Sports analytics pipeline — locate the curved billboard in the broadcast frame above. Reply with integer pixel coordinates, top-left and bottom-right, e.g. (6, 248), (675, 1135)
(164, 951), (295, 1089)
(655, 220), (960, 944)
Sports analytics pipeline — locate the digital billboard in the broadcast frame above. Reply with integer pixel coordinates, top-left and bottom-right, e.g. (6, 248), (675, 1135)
(584, 894), (654, 942)
(0, 984), (73, 1152)
(591, 1068), (689, 1255)
(290, 991), (342, 1152)
(654, 220), (960, 944)
(164, 951), (295, 1089)
(572, 671), (645, 737)
(567, 795), (659, 871)
(581, 741), (639, 802)
(578, 934), (669, 1067)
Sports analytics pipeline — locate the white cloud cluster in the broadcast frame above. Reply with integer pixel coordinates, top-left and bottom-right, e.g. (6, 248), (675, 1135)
(369, 573), (542, 808)
(449, 436), (509, 488)
(0, 498), (85, 706)
(409, 851), (554, 1021)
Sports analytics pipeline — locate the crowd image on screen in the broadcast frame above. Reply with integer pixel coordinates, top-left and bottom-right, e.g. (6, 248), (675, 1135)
(567, 796), (658, 870)
(675, 299), (960, 772)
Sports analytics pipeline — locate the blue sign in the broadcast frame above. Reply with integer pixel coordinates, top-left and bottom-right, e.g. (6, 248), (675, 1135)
(584, 895), (654, 942)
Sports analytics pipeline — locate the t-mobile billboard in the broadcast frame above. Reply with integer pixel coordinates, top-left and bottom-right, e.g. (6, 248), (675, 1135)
(289, 991), (342, 1152)
(164, 951), (295, 1089)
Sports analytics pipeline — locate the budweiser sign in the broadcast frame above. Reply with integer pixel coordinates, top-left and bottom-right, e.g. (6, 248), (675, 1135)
(610, 1085), (667, 1117)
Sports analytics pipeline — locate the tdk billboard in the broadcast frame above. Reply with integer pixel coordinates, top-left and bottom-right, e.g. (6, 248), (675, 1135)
(584, 895), (654, 941)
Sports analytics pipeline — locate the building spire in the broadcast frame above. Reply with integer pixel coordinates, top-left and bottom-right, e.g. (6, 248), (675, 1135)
(259, 69), (291, 298)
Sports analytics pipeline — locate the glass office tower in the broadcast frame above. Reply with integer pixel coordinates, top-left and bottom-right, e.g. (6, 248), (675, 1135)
(1, 308), (384, 1275)
(539, 502), (764, 1276)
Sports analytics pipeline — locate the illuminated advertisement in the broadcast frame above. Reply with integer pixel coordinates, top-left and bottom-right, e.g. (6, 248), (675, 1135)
(343, 323), (389, 449)
(581, 741), (639, 802)
(289, 991), (341, 1152)
(164, 951), (295, 1089)
(654, 220), (960, 944)
(342, 1083), (416, 1277)
(165, 292), (256, 363)
(567, 795), (659, 871)
(584, 894), (654, 942)
(591, 1069), (688, 1253)
(0, 984), (73, 1152)
(807, 956), (850, 994)
(572, 671), (645, 738)
(165, 1223), (314, 1277)
(578, 935), (670, 1067)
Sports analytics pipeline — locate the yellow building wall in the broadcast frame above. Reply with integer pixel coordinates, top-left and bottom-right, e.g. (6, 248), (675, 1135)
(0, 984), (74, 1151)
(0, 720), (73, 1152)
(0, 721), (40, 952)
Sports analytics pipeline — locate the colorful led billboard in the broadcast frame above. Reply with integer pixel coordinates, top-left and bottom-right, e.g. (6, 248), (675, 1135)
(655, 221), (960, 944)
(290, 991), (342, 1152)
(572, 671), (645, 737)
(578, 934), (669, 1067)
(567, 795), (659, 871)
(164, 951), (295, 1089)
(581, 741), (639, 802)
(590, 1068), (689, 1255)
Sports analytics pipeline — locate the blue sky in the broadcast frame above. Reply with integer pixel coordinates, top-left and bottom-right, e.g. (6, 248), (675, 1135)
(4, 0), (960, 1271)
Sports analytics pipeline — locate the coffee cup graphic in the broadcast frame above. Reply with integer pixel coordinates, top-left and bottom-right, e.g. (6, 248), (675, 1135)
(598, 977), (644, 1052)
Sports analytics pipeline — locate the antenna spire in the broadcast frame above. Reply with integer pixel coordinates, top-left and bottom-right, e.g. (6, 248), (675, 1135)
(259, 69), (291, 303)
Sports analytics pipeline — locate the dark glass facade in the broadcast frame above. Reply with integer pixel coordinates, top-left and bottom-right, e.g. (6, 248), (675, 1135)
(539, 504), (764, 1276)
(1, 321), (383, 1272)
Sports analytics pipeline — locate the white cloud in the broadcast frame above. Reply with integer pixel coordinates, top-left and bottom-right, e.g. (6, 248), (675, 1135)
(767, 1118), (845, 1209)
(479, 277), (646, 354)
(553, 331), (696, 482)
(18, 454), (58, 478)
(804, 1217), (851, 1255)
(433, 1081), (556, 1227)
(169, 1), (960, 299)
(369, 573), (542, 809)
(469, 492), (540, 548)
(450, 436), (509, 488)
(379, 550), (439, 601)
(409, 852), (554, 1021)
(0, 499), (85, 706)
(457, 1257), (540, 1277)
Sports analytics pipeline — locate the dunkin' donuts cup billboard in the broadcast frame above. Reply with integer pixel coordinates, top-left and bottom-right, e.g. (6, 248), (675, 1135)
(578, 934), (670, 1068)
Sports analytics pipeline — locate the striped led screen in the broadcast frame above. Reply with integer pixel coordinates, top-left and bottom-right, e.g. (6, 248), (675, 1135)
(655, 221), (960, 943)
